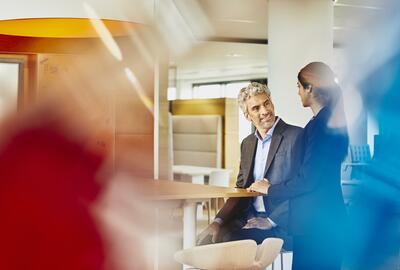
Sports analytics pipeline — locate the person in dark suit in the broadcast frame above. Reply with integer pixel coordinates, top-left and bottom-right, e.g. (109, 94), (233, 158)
(249, 62), (349, 270)
(197, 82), (303, 251)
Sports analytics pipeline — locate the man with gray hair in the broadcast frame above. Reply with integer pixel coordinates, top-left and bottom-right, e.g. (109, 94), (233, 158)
(198, 82), (303, 250)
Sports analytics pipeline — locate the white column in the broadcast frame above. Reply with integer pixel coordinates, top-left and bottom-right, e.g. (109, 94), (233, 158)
(268, 0), (334, 127)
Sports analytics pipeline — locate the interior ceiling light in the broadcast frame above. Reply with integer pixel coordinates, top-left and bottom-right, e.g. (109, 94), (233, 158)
(83, 2), (122, 61)
(0, 17), (137, 38)
(218, 19), (255, 24)
(334, 3), (382, 10)
(226, 53), (243, 57)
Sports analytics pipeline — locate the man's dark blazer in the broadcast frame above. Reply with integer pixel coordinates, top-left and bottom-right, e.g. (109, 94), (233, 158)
(215, 118), (303, 239)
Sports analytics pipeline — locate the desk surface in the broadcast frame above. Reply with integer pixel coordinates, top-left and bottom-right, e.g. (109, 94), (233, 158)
(144, 180), (261, 200)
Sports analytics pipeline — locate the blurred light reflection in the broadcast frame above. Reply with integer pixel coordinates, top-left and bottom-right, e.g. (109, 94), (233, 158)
(83, 2), (123, 62)
(124, 67), (154, 114)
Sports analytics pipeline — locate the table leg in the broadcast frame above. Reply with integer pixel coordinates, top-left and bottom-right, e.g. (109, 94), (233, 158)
(183, 200), (197, 249)
(189, 175), (205, 219)
(182, 200), (198, 270)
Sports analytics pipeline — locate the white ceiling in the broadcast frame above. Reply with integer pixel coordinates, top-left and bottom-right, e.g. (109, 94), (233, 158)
(0, 0), (394, 81)
(172, 41), (268, 72)
(174, 0), (392, 43)
(0, 0), (154, 23)
(171, 0), (395, 79)
(187, 0), (268, 41)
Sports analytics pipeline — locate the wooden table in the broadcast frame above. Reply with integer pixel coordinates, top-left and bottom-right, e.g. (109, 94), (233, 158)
(146, 181), (261, 249)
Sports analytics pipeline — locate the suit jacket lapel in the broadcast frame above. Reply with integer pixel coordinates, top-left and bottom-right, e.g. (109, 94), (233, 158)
(264, 120), (286, 175)
(244, 135), (257, 187)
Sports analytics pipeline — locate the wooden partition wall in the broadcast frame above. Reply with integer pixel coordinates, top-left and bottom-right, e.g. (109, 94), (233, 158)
(0, 33), (155, 178)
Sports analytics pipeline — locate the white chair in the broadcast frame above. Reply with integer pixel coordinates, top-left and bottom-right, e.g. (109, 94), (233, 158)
(272, 250), (292, 270)
(342, 144), (371, 180)
(206, 170), (230, 223)
(174, 238), (284, 270)
(209, 170), (230, 187)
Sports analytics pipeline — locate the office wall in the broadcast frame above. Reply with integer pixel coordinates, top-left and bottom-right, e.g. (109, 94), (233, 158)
(268, 0), (333, 127)
(37, 52), (153, 177)
(0, 33), (155, 178)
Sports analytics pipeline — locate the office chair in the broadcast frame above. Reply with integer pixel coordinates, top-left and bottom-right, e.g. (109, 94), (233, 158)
(342, 144), (371, 180)
(349, 144), (371, 163)
(174, 238), (284, 270)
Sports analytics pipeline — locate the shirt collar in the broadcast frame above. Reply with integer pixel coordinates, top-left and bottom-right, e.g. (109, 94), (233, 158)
(254, 117), (280, 142)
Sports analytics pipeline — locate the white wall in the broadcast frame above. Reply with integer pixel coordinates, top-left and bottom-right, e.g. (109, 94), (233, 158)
(268, 0), (333, 127)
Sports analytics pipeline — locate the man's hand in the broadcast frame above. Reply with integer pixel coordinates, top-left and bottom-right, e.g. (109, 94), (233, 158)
(247, 179), (271, 194)
(197, 221), (220, 245)
(243, 217), (273, 230)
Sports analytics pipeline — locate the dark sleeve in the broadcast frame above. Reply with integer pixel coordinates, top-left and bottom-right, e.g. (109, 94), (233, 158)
(235, 140), (246, 188)
(268, 123), (329, 199)
(215, 197), (250, 224)
(268, 200), (289, 226)
(267, 128), (304, 224)
(282, 127), (304, 183)
(216, 139), (250, 224)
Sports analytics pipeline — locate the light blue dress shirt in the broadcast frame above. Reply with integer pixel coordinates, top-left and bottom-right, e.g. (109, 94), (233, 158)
(252, 117), (280, 226)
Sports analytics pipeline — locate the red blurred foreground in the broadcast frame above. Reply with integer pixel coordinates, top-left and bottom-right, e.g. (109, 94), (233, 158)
(0, 105), (108, 270)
